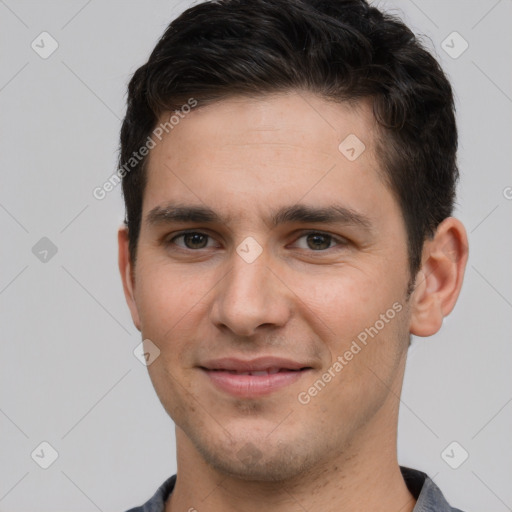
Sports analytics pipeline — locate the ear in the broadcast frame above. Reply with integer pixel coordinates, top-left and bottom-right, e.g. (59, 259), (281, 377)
(118, 225), (142, 332)
(409, 217), (468, 337)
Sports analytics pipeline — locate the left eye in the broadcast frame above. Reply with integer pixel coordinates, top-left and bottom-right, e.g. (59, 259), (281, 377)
(292, 232), (344, 251)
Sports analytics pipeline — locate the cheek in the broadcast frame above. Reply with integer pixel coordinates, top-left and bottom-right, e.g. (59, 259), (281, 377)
(135, 266), (209, 417)
(134, 266), (209, 377)
(136, 260), (209, 329)
(288, 267), (387, 342)
(290, 265), (409, 392)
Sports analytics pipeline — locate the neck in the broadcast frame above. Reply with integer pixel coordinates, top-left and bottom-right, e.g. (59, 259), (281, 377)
(165, 396), (416, 512)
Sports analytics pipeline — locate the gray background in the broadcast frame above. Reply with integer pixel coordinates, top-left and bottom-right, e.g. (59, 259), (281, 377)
(1, 0), (511, 510)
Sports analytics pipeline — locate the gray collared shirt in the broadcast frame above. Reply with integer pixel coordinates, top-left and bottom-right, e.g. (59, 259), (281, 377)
(125, 466), (466, 512)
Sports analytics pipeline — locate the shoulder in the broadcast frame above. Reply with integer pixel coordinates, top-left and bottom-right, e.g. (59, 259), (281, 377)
(400, 466), (467, 512)
(124, 475), (177, 512)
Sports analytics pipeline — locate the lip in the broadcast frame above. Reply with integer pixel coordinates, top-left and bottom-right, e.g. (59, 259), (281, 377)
(199, 357), (313, 398)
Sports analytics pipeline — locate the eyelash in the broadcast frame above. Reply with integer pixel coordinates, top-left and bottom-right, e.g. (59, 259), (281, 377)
(165, 230), (348, 253)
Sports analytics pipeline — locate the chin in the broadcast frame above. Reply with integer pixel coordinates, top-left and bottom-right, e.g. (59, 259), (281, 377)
(195, 436), (316, 482)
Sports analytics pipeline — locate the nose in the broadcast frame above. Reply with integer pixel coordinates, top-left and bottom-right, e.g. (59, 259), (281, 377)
(209, 249), (293, 338)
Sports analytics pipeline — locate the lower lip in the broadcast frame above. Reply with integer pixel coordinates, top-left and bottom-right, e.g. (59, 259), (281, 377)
(202, 369), (308, 397)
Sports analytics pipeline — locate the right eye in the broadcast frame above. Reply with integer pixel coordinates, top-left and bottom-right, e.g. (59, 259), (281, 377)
(167, 231), (217, 250)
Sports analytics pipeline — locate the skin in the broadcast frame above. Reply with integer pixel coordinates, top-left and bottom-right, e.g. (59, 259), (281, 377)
(118, 90), (468, 512)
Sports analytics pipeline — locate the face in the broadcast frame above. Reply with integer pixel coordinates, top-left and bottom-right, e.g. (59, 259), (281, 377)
(120, 91), (415, 481)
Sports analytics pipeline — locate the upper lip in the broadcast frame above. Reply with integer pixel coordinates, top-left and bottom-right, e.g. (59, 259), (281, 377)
(200, 357), (312, 372)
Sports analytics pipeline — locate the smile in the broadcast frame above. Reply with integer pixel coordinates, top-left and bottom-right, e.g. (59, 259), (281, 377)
(199, 357), (313, 397)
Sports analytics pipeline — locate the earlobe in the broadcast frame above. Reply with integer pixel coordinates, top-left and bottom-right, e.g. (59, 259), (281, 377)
(118, 225), (142, 332)
(409, 217), (468, 337)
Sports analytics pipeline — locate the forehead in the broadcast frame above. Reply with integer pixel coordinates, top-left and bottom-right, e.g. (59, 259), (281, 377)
(141, 91), (396, 227)
(150, 92), (378, 163)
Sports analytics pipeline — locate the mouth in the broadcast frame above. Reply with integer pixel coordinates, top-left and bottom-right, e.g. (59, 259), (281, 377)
(199, 357), (313, 397)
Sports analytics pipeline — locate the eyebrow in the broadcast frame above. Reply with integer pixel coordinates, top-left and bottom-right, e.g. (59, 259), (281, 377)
(146, 202), (373, 232)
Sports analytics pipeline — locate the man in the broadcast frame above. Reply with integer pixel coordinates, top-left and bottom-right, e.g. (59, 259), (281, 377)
(118, 0), (468, 510)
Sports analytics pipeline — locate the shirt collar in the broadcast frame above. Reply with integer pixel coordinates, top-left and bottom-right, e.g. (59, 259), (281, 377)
(135, 466), (460, 512)
(401, 466), (462, 511)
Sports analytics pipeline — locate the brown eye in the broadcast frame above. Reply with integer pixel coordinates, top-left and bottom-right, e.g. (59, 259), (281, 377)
(170, 232), (212, 249)
(305, 233), (333, 250)
(292, 231), (345, 251)
(183, 233), (209, 249)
